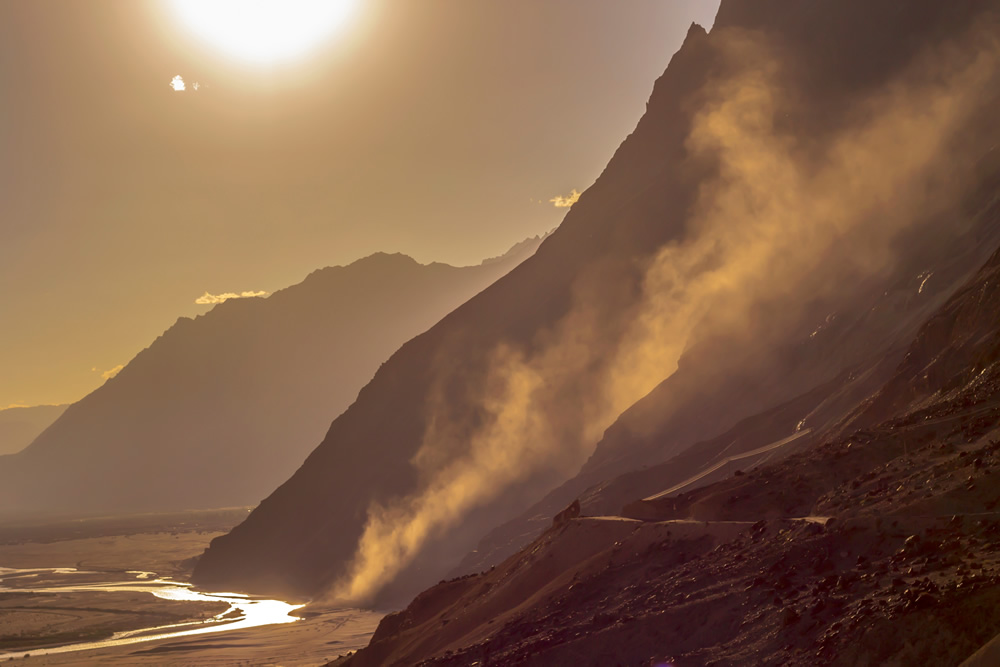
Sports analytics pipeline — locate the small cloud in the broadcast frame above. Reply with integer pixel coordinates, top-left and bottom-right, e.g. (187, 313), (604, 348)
(170, 75), (186, 92)
(5, 402), (28, 409)
(550, 189), (581, 208)
(195, 290), (270, 305)
(92, 365), (123, 381)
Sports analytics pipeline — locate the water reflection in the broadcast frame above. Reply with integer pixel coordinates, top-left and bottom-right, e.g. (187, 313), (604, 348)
(0, 567), (303, 660)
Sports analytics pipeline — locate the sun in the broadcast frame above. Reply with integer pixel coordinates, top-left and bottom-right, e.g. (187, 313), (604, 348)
(164, 0), (358, 65)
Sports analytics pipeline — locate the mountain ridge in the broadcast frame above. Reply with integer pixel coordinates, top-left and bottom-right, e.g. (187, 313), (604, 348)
(336, 102), (1000, 667)
(194, 0), (1000, 607)
(0, 238), (540, 518)
(0, 404), (67, 457)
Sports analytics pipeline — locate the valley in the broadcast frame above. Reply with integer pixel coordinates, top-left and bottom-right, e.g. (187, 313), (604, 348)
(8, 0), (1000, 664)
(0, 510), (381, 665)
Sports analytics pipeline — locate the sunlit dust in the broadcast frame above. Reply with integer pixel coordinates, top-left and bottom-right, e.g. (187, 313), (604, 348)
(169, 74), (186, 91)
(164, 0), (359, 65)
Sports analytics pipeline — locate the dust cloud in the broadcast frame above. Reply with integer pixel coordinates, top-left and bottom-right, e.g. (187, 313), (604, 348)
(608, 29), (999, 410)
(332, 24), (1000, 604)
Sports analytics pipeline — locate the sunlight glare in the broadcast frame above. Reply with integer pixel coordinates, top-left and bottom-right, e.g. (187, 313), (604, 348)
(165, 0), (358, 65)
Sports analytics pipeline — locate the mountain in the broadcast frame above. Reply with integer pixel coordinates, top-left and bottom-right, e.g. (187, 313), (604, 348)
(458, 154), (1000, 572)
(0, 405), (66, 456)
(0, 240), (541, 518)
(335, 25), (1000, 667)
(344, 209), (1000, 667)
(194, 0), (1000, 608)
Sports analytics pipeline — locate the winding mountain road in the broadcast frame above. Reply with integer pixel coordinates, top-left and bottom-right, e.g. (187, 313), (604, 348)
(643, 428), (814, 502)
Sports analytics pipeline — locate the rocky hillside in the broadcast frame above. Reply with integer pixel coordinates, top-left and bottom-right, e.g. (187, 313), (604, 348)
(195, 0), (1000, 606)
(458, 202), (1000, 573)
(194, 19), (725, 600)
(0, 241), (539, 517)
(335, 158), (1000, 667)
(455, 0), (1000, 576)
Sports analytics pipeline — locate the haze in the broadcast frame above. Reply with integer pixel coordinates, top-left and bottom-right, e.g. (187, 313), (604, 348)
(5, 2), (1000, 664)
(0, 0), (718, 408)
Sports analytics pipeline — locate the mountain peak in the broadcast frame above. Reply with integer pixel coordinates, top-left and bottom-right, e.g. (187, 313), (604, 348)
(193, 0), (1000, 611)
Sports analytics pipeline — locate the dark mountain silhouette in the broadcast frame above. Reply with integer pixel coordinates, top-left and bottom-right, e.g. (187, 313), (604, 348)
(459, 160), (1000, 572)
(0, 240), (541, 518)
(333, 8), (1000, 662)
(0, 405), (66, 456)
(194, 20), (724, 600)
(194, 0), (1000, 610)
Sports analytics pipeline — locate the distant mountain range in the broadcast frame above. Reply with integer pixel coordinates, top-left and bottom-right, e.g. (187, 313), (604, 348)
(193, 0), (1000, 612)
(0, 239), (541, 517)
(0, 405), (66, 456)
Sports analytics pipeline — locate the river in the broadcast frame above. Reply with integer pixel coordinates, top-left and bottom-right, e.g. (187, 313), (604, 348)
(0, 566), (304, 661)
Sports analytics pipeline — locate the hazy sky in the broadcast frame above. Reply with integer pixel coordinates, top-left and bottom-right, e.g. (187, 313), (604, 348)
(0, 0), (719, 408)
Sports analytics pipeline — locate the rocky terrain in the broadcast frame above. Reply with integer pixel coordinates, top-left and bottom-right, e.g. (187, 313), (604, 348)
(337, 225), (1000, 666)
(195, 0), (1000, 615)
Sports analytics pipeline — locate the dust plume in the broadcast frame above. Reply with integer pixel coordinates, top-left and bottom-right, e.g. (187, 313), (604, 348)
(334, 344), (547, 602)
(607, 29), (1000, 411)
(332, 25), (1000, 604)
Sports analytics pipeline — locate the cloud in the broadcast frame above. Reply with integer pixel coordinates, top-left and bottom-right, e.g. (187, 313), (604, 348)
(170, 75), (203, 92)
(329, 23), (1000, 605)
(194, 290), (270, 305)
(91, 365), (124, 380)
(550, 189), (581, 208)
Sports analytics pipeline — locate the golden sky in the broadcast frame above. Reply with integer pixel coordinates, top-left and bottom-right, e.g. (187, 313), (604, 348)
(0, 0), (718, 408)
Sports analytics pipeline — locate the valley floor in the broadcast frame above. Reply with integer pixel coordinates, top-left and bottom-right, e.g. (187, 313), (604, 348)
(14, 607), (383, 667)
(0, 509), (382, 666)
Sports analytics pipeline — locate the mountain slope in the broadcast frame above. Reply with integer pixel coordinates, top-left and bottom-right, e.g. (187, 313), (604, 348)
(0, 240), (540, 517)
(455, 0), (1000, 575)
(193, 21), (723, 601)
(195, 0), (1000, 605)
(0, 405), (66, 456)
(459, 171), (1000, 572)
(338, 152), (1000, 667)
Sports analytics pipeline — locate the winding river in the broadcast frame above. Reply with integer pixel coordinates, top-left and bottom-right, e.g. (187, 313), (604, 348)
(0, 566), (303, 660)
